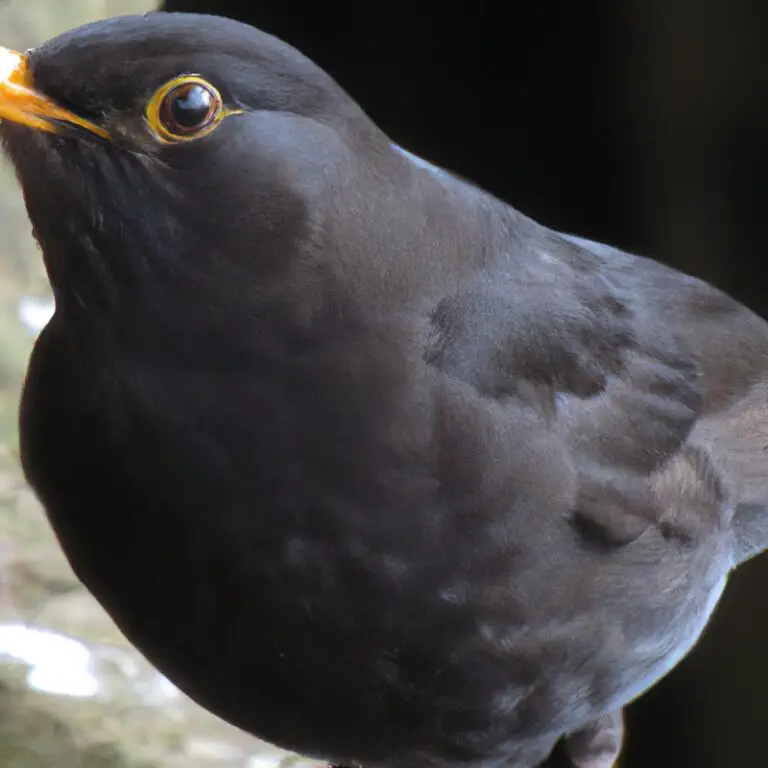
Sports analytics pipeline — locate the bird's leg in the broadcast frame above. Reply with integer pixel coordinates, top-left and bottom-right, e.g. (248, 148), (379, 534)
(563, 709), (623, 768)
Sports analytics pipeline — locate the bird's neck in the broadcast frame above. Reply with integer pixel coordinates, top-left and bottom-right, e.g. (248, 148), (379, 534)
(319, 142), (533, 314)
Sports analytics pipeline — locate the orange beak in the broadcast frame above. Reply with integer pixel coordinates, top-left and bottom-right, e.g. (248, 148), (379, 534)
(0, 46), (110, 140)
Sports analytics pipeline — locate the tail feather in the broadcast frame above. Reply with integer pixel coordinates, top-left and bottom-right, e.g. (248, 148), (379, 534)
(732, 502), (768, 567)
(689, 383), (768, 567)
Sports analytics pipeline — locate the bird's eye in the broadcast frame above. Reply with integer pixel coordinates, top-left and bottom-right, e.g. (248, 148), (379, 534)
(145, 75), (229, 143)
(161, 82), (218, 134)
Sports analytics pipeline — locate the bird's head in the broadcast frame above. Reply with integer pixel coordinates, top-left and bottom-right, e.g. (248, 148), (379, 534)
(0, 12), (399, 329)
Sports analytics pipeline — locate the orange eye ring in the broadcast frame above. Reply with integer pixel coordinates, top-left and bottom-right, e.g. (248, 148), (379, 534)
(145, 75), (241, 143)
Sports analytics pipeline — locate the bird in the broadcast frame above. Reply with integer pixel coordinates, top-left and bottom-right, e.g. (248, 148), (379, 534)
(1, 11), (768, 768)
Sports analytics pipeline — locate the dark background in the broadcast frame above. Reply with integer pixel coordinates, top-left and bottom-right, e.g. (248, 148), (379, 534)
(161, 1), (768, 764)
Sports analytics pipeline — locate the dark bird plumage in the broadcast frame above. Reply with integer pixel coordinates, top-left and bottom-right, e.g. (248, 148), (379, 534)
(2, 12), (768, 768)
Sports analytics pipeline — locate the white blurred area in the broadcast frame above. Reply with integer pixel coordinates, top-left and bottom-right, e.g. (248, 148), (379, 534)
(17, 296), (54, 335)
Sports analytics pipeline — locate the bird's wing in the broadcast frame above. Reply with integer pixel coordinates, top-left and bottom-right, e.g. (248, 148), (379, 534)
(425, 228), (768, 557)
(569, 231), (768, 563)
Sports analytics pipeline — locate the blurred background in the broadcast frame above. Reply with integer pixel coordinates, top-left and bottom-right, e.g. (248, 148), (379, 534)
(3, 0), (768, 766)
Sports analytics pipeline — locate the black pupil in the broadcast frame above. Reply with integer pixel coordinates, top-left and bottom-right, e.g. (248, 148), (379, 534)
(164, 84), (214, 132)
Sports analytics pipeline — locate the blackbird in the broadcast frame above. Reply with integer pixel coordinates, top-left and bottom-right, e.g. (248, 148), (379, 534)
(1, 12), (768, 768)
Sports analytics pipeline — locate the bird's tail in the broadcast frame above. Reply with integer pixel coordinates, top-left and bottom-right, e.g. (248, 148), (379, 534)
(731, 502), (768, 567)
